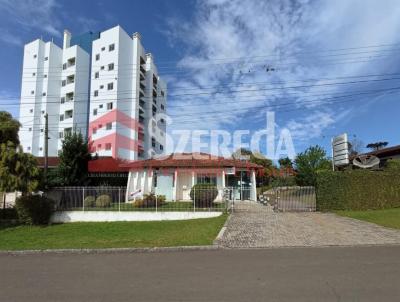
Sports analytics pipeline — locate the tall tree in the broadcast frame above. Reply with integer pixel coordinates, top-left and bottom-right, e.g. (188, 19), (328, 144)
(0, 142), (39, 196)
(294, 145), (331, 186)
(366, 141), (388, 151)
(278, 157), (293, 168)
(0, 111), (20, 145)
(57, 132), (91, 186)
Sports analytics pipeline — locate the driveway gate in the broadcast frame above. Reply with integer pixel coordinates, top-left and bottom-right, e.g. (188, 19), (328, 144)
(260, 186), (316, 212)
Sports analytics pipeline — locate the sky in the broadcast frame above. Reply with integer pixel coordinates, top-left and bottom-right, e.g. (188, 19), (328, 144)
(0, 0), (399, 159)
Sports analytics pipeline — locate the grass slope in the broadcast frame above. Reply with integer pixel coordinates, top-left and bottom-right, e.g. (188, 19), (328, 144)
(0, 215), (227, 251)
(336, 208), (400, 229)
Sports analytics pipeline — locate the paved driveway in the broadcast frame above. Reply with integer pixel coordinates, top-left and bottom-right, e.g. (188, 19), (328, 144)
(217, 202), (400, 248)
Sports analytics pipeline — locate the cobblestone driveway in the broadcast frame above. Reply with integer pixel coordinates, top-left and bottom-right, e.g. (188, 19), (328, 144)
(217, 202), (400, 248)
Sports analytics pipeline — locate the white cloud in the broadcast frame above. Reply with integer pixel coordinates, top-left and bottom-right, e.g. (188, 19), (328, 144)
(164, 0), (400, 152)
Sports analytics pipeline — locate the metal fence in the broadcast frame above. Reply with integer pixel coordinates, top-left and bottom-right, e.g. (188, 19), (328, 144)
(47, 186), (230, 212)
(259, 186), (316, 212)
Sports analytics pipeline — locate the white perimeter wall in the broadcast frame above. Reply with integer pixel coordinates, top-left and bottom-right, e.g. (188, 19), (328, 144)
(51, 211), (222, 223)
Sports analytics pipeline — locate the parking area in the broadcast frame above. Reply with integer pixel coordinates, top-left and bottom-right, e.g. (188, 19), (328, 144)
(217, 202), (400, 248)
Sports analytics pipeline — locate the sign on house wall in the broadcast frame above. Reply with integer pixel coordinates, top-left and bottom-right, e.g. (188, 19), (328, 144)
(332, 133), (350, 167)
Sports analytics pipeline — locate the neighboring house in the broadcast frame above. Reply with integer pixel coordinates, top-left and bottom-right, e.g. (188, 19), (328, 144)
(352, 144), (400, 168)
(120, 153), (263, 202)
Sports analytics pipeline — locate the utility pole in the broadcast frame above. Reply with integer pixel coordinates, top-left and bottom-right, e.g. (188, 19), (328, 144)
(44, 113), (49, 185)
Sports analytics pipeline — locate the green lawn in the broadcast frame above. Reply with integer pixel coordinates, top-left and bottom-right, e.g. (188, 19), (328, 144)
(336, 208), (400, 229)
(0, 214), (227, 251)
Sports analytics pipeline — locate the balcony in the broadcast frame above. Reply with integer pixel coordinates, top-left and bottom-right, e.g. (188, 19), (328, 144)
(67, 57), (76, 68)
(140, 65), (146, 74)
(66, 75), (75, 84)
(139, 99), (145, 108)
(66, 92), (74, 102)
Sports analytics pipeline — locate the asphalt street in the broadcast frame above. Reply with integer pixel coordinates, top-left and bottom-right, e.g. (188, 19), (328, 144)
(1, 246), (400, 302)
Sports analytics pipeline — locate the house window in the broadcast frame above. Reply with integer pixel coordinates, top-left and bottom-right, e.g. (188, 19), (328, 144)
(94, 90), (98, 97)
(107, 82), (113, 90)
(108, 63), (114, 71)
(197, 174), (217, 185)
(95, 54), (100, 61)
(107, 102), (113, 110)
(95, 71), (99, 79)
(93, 109), (97, 116)
(105, 143), (112, 150)
(106, 122), (112, 130)
(59, 114), (64, 121)
(109, 44), (115, 51)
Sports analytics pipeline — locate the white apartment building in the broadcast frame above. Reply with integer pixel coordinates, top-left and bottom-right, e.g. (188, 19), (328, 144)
(19, 31), (91, 156)
(88, 26), (167, 161)
(19, 25), (166, 161)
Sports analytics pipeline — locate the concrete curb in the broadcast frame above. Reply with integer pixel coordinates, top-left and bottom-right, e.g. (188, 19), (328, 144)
(0, 245), (222, 256)
(213, 213), (232, 245)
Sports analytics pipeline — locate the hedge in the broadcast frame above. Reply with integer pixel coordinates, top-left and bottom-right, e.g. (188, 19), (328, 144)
(316, 169), (400, 211)
(15, 195), (55, 225)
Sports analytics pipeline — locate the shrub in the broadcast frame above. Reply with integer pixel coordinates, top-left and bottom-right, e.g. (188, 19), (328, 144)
(84, 196), (96, 207)
(95, 194), (112, 208)
(134, 193), (166, 208)
(0, 208), (18, 220)
(190, 184), (218, 207)
(15, 195), (55, 225)
(316, 169), (400, 211)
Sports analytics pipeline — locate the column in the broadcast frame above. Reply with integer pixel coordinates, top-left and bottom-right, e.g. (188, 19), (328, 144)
(172, 168), (178, 201)
(251, 169), (257, 201)
(147, 169), (153, 193)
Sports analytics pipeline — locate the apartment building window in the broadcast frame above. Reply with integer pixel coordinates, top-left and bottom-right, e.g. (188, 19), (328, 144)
(160, 144), (164, 151)
(27, 146), (31, 151)
(42, 92), (46, 96)
(99, 104), (103, 109)
(40, 129), (44, 133)
(107, 102), (113, 110)
(94, 90), (98, 97)
(107, 82), (113, 90)
(62, 63), (67, 70)
(64, 128), (72, 136)
(161, 91), (165, 97)
(67, 75), (75, 84)
(31, 90), (34, 95)
(60, 97), (65, 104)
(59, 114), (64, 121)
(44, 57), (48, 61)
(93, 127), (97, 134)
(108, 63), (114, 71)
(101, 47), (105, 51)
(65, 110), (73, 119)
(97, 144), (102, 149)
(30, 109), (33, 113)
(161, 104), (165, 110)
(33, 54), (37, 59)
(105, 143), (112, 150)
(109, 44), (115, 51)
(32, 73), (36, 76)
(59, 132), (63, 139)
(44, 74), (47, 78)
(29, 127), (32, 131)
(106, 122), (112, 130)
(39, 147), (43, 151)
(98, 124), (103, 128)
(95, 71), (99, 79)
(41, 110), (45, 114)
(160, 118), (165, 124)
(62, 80), (66, 87)
(67, 57), (76, 67)
(95, 54), (100, 61)
(100, 85), (104, 89)
(100, 66), (104, 70)
(151, 137), (156, 148)
(93, 108), (97, 116)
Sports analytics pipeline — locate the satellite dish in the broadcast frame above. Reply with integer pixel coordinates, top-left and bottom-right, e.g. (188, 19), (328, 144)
(352, 155), (380, 169)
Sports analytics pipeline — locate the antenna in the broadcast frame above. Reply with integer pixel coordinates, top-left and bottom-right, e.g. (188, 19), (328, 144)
(352, 155), (380, 169)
